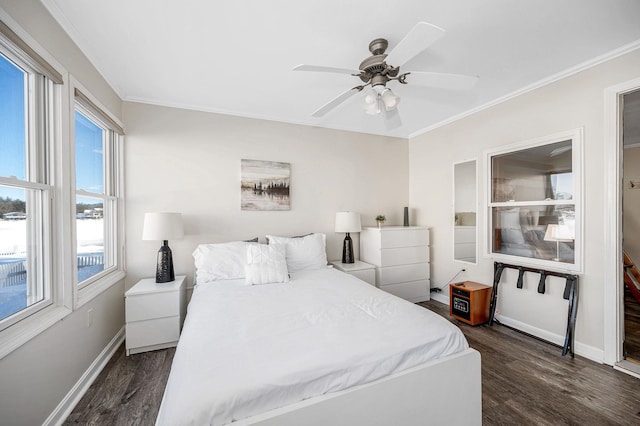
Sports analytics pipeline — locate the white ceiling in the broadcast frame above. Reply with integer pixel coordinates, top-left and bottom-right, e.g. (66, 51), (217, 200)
(41, 0), (640, 139)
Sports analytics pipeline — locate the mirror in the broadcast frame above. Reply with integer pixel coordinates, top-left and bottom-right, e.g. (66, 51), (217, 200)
(454, 160), (477, 263)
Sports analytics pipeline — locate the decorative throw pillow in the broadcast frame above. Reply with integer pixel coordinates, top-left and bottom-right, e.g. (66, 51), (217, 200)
(245, 243), (289, 285)
(264, 233), (327, 273)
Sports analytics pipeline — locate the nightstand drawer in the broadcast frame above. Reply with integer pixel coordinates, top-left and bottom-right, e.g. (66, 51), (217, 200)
(349, 268), (376, 285)
(126, 316), (180, 349)
(126, 290), (180, 322)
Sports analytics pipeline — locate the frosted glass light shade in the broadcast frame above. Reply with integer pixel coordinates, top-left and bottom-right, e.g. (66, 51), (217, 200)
(335, 212), (362, 233)
(363, 88), (380, 115)
(380, 88), (400, 111)
(142, 212), (184, 241)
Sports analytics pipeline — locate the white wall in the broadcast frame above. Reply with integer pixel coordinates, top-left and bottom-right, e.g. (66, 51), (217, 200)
(123, 102), (409, 289)
(409, 48), (640, 360)
(0, 1), (124, 425)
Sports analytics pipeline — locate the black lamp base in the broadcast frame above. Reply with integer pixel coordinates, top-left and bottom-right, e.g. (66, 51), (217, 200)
(156, 240), (175, 283)
(342, 233), (354, 264)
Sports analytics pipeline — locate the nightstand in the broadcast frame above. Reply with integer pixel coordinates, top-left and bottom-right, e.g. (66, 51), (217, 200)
(330, 260), (376, 285)
(125, 275), (187, 356)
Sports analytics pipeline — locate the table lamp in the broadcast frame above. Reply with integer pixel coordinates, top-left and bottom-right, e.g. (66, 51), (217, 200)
(544, 224), (574, 262)
(335, 211), (361, 264)
(142, 212), (184, 283)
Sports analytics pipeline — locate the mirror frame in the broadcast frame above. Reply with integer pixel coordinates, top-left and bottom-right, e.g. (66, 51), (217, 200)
(453, 159), (478, 264)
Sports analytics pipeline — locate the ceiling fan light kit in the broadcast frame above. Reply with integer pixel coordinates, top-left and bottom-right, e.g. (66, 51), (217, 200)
(294, 22), (479, 124)
(363, 88), (381, 115)
(363, 86), (400, 115)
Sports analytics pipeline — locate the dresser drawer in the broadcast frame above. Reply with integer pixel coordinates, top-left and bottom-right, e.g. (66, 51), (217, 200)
(380, 228), (429, 248)
(378, 263), (429, 286)
(380, 279), (430, 302)
(380, 245), (429, 267)
(126, 316), (180, 349)
(126, 290), (180, 322)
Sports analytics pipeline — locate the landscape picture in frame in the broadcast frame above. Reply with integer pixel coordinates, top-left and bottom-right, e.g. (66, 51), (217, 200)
(241, 159), (291, 211)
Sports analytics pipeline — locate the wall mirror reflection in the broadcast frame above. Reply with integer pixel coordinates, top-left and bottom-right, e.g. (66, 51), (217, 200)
(454, 160), (477, 263)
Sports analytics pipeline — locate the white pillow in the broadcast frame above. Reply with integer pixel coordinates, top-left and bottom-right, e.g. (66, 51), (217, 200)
(265, 233), (327, 273)
(245, 243), (289, 285)
(193, 241), (250, 281)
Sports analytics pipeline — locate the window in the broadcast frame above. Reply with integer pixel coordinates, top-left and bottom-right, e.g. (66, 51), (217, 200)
(74, 89), (124, 292)
(487, 129), (582, 271)
(0, 19), (124, 358)
(0, 51), (53, 328)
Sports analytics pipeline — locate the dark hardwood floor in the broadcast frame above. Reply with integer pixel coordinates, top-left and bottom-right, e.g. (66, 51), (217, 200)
(66, 300), (640, 425)
(624, 286), (640, 362)
(63, 346), (175, 426)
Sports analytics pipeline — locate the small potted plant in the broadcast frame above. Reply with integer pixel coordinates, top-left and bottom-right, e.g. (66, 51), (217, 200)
(376, 214), (386, 228)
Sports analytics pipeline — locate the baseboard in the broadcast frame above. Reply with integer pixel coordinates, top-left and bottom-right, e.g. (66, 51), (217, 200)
(430, 292), (449, 305)
(43, 326), (125, 426)
(495, 314), (603, 363)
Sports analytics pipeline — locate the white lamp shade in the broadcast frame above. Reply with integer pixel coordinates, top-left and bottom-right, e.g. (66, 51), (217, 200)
(543, 224), (574, 242)
(142, 212), (184, 241)
(335, 212), (361, 233)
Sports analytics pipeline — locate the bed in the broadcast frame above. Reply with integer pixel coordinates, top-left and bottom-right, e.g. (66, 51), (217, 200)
(156, 235), (481, 425)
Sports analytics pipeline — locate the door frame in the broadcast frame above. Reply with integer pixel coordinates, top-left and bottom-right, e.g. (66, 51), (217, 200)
(604, 77), (640, 365)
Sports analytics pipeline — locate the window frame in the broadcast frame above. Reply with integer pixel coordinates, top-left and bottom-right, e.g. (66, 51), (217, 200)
(0, 17), (125, 359)
(0, 49), (55, 331)
(71, 79), (125, 308)
(484, 128), (584, 273)
(0, 21), (72, 359)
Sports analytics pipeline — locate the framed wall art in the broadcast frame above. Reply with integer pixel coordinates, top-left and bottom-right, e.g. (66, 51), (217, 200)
(241, 159), (290, 211)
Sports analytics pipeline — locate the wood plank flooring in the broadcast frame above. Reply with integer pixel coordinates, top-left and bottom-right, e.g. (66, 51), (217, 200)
(625, 286), (640, 362)
(419, 300), (640, 426)
(66, 300), (640, 425)
(63, 346), (175, 426)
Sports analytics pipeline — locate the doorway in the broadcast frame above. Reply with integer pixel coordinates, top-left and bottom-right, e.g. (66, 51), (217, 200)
(621, 90), (640, 371)
(604, 77), (640, 375)
(622, 89), (640, 368)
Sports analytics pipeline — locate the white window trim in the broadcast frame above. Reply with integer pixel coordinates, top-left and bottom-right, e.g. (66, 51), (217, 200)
(0, 16), (71, 359)
(483, 128), (584, 273)
(0, 14), (125, 357)
(70, 77), (126, 309)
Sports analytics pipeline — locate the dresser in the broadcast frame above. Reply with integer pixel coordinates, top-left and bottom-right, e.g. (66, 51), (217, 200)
(360, 226), (430, 302)
(125, 275), (187, 355)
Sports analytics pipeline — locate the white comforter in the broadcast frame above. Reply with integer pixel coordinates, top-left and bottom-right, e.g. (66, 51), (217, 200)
(156, 267), (468, 426)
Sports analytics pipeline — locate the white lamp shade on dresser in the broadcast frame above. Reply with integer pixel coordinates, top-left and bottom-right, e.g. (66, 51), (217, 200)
(335, 212), (362, 233)
(142, 212), (184, 241)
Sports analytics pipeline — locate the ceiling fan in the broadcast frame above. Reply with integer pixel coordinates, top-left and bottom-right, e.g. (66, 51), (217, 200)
(293, 22), (478, 127)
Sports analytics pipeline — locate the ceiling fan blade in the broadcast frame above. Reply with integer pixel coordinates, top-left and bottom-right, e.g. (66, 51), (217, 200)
(312, 87), (361, 117)
(404, 71), (479, 90)
(293, 64), (360, 75)
(383, 107), (402, 130)
(385, 22), (445, 67)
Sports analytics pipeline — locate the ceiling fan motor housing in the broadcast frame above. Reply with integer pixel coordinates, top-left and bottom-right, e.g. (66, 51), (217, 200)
(359, 38), (400, 86)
